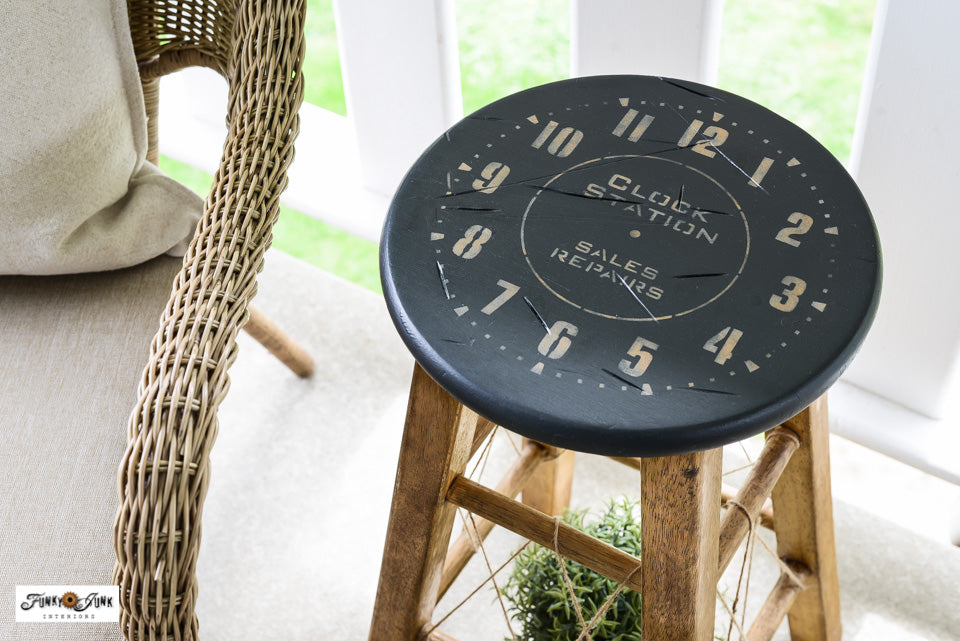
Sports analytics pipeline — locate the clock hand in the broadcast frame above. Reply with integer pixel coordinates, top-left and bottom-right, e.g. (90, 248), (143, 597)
(692, 207), (735, 217)
(642, 144), (687, 157)
(708, 143), (770, 195)
(439, 156), (641, 200)
(615, 272), (659, 324)
(523, 183), (644, 207)
(658, 76), (724, 102)
(682, 386), (739, 396)
(523, 296), (550, 332)
(672, 273), (728, 279)
(436, 261), (451, 300)
(659, 100), (769, 196)
(602, 367), (650, 392)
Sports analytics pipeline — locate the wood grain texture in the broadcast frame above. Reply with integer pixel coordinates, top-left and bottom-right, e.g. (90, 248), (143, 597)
(770, 396), (842, 641)
(368, 365), (479, 641)
(244, 305), (315, 377)
(438, 440), (548, 598)
(469, 416), (497, 458)
(718, 427), (799, 573)
(521, 439), (575, 516)
(641, 449), (722, 641)
(721, 484), (774, 530)
(746, 562), (812, 641)
(447, 475), (644, 592)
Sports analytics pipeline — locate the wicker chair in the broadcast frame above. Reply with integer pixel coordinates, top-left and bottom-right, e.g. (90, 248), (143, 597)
(105, 1), (309, 639)
(0, 0), (307, 634)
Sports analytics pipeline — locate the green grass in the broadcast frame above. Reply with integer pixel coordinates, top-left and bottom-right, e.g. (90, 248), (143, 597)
(455, 0), (570, 114)
(161, 0), (876, 293)
(717, 0), (876, 163)
(303, 0), (346, 114)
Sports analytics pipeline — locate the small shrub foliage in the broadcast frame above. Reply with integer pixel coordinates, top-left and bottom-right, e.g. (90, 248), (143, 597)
(501, 498), (643, 641)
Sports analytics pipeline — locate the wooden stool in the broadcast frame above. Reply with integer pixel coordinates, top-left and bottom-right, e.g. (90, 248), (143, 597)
(371, 76), (881, 641)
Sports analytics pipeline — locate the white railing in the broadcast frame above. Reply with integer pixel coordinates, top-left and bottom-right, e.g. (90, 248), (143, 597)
(159, 0), (960, 484)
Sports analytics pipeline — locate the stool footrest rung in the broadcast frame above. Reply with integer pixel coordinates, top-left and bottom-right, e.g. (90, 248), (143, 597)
(446, 475), (644, 593)
(746, 561), (814, 641)
(719, 427), (800, 573)
(438, 441), (550, 598)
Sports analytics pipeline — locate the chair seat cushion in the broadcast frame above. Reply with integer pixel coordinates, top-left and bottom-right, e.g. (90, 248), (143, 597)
(0, 0), (201, 275)
(0, 256), (181, 639)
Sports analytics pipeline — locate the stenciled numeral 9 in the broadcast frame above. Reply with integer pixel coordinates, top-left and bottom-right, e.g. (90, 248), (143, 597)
(769, 276), (807, 312)
(452, 225), (493, 259)
(538, 320), (578, 359)
(471, 161), (511, 194)
(618, 336), (659, 377)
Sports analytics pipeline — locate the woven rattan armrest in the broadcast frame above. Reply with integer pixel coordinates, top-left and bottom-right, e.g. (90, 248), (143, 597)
(113, 2), (305, 639)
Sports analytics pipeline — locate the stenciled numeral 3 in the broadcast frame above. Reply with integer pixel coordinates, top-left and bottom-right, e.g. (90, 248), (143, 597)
(769, 276), (807, 312)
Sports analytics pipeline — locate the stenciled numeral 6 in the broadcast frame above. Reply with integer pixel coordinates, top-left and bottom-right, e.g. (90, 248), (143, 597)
(538, 320), (578, 359)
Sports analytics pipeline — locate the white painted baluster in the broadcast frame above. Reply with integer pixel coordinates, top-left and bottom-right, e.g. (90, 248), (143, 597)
(845, 0), (960, 420)
(333, 0), (463, 196)
(571, 0), (723, 83)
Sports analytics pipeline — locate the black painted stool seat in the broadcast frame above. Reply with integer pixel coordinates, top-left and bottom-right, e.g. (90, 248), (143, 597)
(381, 75), (880, 457)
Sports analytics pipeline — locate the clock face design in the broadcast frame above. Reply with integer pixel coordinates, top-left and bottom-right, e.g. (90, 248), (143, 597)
(381, 75), (880, 457)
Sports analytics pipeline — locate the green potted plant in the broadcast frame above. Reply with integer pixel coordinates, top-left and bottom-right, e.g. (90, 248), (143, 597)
(501, 498), (643, 641)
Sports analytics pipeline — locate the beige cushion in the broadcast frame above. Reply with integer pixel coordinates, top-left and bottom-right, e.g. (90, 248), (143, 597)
(0, 0), (201, 275)
(0, 256), (181, 640)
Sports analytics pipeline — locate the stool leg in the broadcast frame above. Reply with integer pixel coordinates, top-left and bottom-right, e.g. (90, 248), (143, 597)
(369, 365), (479, 641)
(641, 448), (723, 641)
(770, 395), (842, 641)
(520, 439), (575, 516)
(244, 305), (315, 377)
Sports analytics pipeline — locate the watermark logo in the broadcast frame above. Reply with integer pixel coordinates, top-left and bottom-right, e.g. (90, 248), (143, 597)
(16, 585), (120, 623)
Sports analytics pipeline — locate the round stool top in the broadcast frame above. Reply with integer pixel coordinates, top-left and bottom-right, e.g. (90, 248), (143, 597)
(381, 75), (881, 457)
